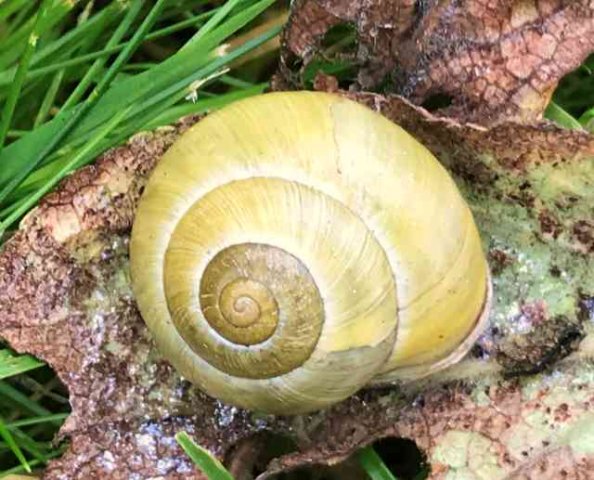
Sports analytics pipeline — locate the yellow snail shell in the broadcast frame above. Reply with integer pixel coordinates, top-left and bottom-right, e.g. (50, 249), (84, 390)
(130, 92), (491, 414)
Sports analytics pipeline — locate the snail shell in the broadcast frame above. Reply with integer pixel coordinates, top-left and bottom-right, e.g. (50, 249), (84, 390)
(130, 92), (491, 414)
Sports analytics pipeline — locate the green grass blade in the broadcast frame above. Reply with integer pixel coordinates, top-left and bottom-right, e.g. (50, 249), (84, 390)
(0, 0), (31, 23)
(33, 69), (65, 127)
(185, 0), (242, 47)
(7, 427), (49, 464)
(0, 450), (63, 477)
(0, 417), (30, 473)
(62, 0), (144, 110)
(0, 0), (52, 153)
(1, 106), (131, 230)
(32, 2), (122, 68)
(12, 375), (68, 408)
(0, 381), (52, 419)
(0, 107), (78, 207)
(6, 130), (28, 139)
(0, 0), (75, 69)
(544, 102), (583, 130)
(144, 83), (267, 130)
(219, 74), (256, 88)
(6, 413), (69, 429)
(0, 5), (120, 87)
(0, 17), (35, 69)
(0, 8), (217, 88)
(0, 350), (43, 380)
(578, 107), (594, 132)
(90, 0), (168, 98)
(0, 107), (77, 192)
(176, 432), (234, 480)
(0, 0), (167, 208)
(356, 446), (398, 480)
(33, 0), (79, 42)
(149, 8), (214, 38)
(3, 1), (36, 39)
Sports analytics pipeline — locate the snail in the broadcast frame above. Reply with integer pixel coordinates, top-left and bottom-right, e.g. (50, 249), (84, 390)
(130, 91), (491, 415)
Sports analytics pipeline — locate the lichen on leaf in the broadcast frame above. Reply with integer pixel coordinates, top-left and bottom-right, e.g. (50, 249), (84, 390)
(1, 0), (594, 478)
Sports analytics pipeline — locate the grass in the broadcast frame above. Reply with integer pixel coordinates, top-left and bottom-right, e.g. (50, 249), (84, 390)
(0, 0), (283, 475)
(175, 431), (406, 480)
(0, 2), (592, 479)
(548, 53), (594, 131)
(176, 432), (234, 480)
(0, 358), (69, 476)
(356, 446), (398, 480)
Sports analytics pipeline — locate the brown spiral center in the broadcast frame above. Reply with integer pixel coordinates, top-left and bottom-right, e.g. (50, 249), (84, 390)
(212, 277), (279, 345)
(228, 295), (259, 326)
(168, 242), (326, 378)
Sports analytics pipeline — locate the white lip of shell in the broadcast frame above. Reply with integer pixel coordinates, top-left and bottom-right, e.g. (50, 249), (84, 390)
(371, 268), (493, 384)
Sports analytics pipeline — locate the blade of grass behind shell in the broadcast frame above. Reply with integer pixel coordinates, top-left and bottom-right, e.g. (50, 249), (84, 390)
(0, 23), (279, 228)
(0, 0), (52, 154)
(0, 418), (30, 473)
(61, 0), (144, 110)
(176, 432), (234, 480)
(0, 0), (276, 209)
(0, 0), (167, 207)
(0, 351), (43, 381)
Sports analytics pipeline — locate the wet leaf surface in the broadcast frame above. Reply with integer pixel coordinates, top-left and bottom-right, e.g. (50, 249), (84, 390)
(1, 1), (594, 478)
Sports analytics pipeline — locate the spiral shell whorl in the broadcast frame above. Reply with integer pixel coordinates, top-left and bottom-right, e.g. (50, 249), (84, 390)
(151, 174), (398, 412)
(186, 242), (325, 378)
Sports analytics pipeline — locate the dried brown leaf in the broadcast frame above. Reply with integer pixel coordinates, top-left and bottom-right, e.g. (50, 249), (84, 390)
(2, 3), (594, 475)
(279, 0), (594, 125)
(0, 96), (593, 478)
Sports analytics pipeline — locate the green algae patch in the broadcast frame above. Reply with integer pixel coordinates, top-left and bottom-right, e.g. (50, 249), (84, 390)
(432, 431), (505, 480)
(562, 413), (594, 455)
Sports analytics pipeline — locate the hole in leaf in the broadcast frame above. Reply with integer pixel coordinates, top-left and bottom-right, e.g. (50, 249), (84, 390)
(235, 433), (429, 480)
(421, 93), (453, 112)
(372, 437), (429, 479)
(225, 432), (298, 479)
(269, 457), (369, 480)
(320, 22), (358, 53)
(300, 22), (359, 90)
(302, 59), (358, 89)
(550, 53), (594, 118)
(546, 53), (594, 131)
(285, 53), (304, 72)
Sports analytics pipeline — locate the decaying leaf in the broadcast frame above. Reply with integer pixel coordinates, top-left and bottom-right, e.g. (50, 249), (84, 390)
(1, 1), (594, 479)
(0, 94), (593, 478)
(279, 0), (594, 125)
